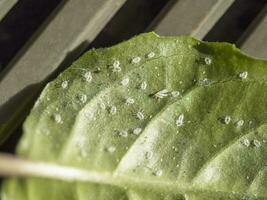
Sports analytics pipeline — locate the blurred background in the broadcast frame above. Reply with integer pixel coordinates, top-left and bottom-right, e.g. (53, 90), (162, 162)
(0, 0), (267, 150)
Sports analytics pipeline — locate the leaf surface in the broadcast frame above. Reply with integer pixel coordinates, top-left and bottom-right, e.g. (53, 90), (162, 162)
(2, 33), (267, 200)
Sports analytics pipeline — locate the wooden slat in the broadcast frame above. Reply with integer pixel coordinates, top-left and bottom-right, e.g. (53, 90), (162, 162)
(0, 0), (17, 21)
(239, 5), (267, 59)
(0, 0), (126, 142)
(149, 0), (234, 39)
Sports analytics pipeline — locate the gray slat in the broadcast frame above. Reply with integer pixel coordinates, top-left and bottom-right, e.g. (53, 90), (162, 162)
(0, 0), (126, 142)
(0, 0), (17, 21)
(239, 5), (267, 59)
(149, 0), (234, 39)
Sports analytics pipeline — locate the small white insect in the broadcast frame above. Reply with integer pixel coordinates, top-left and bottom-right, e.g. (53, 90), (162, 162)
(106, 146), (116, 153)
(154, 89), (169, 99)
(131, 56), (141, 64)
(236, 119), (244, 127)
(79, 94), (87, 104)
(119, 130), (128, 137)
(176, 114), (184, 127)
(113, 60), (120, 68)
(61, 80), (68, 89)
(133, 127), (142, 135)
(224, 116), (231, 124)
(54, 114), (63, 124)
(154, 169), (163, 177)
(140, 81), (147, 90)
(146, 52), (155, 59)
(239, 71), (248, 79)
(253, 139), (261, 148)
(204, 57), (212, 65)
(136, 111), (145, 120)
(242, 138), (250, 147)
(84, 71), (92, 82)
(112, 60), (121, 72)
(126, 97), (135, 105)
(110, 106), (117, 115)
(171, 91), (180, 97)
(121, 78), (129, 86)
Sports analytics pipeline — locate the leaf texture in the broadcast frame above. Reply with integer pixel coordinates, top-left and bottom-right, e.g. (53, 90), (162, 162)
(2, 32), (267, 200)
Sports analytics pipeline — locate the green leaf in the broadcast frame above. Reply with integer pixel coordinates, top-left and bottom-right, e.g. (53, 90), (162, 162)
(2, 32), (267, 199)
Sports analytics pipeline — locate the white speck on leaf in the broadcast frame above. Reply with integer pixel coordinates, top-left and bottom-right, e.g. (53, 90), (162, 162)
(224, 116), (231, 124)
(171, 91), (180, 97)
(140, 81), (147, 90)
(154, 89), (168, 99)
(79, 94), (87, 104)
(121, 78), (129, 86)
(54, 114), (63, 124)
(253, 139), (261, 148)
(84, 71), (92, 82)
(154, 169), (163, 177)
(112, 60), (121, 72)
(113, 60), (120, 67)
(61, 80), (68, 89)
(236, 119), (244, 127)
(239, 71), (248, 79)
(176, 114), (184, 127)
(242, 138), (250, 147)
(146, 52), (155, 59)
(119, 130), (128, 137)
(136, 111), (145, 120)
(132, 56), (141, 64)
(126, 97), (135, 105)
(204, 57), (212, 65)
(110, 106), (117, 115)
(106, 146), (116, 153)
(133, 128), (142, 135)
